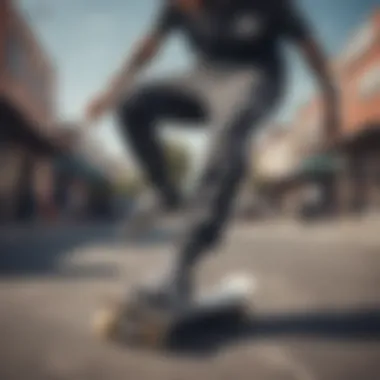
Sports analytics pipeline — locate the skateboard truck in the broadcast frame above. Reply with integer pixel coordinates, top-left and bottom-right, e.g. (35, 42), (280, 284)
(92, 293), (179, 348)
(92, 273), (255, 349)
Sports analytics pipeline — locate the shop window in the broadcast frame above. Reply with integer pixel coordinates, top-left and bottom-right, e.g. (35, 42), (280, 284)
(358, 64), (380, 99)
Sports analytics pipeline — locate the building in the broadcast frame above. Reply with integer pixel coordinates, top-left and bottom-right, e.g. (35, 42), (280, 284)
(0, 0), (117, 223)
(335, 8), (380, 212)
(256, 7), (380, 219)
(0, 0), (61, 221)
(297, 8), (380, 214)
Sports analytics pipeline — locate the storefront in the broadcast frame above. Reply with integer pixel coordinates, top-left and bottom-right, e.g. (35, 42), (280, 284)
(279, 9), (380, 218)
(335, 10), (380, 213)
(339, 126), (380, 213)
(0, 0), (61, 222)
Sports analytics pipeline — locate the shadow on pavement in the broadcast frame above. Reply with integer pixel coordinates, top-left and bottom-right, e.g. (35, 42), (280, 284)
(0, 223), (181, 279)
(167, 307), (380, 357)
(0, 225), (120, 280)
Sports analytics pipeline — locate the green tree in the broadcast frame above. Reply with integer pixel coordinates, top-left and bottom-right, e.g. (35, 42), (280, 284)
(112, 139), (191, 198)
(163, 138), (191, 187)
(113, 174), (145, 198)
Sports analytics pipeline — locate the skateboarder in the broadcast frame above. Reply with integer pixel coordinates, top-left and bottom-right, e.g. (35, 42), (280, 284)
(86, 0), (339, 308)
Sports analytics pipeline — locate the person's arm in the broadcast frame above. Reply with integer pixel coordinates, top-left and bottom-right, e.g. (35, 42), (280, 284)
(94, 4), (179, 111)
(280, 0), (340, 150)
(106, 35), (163, 100)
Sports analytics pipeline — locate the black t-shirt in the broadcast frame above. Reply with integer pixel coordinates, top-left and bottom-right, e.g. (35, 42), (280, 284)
(154, 0), (311, 68)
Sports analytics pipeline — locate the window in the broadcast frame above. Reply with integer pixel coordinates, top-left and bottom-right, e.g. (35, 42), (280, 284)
(358, 64), (380, 99)
(342, 22), (375, 64)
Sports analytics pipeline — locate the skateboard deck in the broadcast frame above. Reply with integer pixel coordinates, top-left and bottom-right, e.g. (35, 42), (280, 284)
(92, 273), (256, 349)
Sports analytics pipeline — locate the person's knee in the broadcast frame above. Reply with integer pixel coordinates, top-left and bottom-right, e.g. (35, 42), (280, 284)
(118, 90), (151, 131)
(119, 86), (167, 136)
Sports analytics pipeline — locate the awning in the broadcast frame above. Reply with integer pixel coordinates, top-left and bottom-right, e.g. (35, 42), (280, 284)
(296, 153), (343, 177)
(0, 98), (59, 155)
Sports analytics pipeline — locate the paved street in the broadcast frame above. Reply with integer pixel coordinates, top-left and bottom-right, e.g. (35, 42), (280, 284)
(0, 220), (380, 380)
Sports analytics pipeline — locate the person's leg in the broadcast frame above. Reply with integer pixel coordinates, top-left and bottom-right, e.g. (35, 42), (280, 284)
(167, 69), (282, 301)
(131, 67), (282, 308)
(118, 80), (207, 209)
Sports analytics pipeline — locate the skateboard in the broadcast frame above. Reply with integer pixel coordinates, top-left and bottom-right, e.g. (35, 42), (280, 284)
(92, 273), (256, 349)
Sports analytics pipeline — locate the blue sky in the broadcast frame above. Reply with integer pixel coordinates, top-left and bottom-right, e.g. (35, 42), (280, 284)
(19, 0), (379, 166)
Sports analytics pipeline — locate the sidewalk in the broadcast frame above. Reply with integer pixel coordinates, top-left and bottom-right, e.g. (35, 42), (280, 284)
(1, 214), (379, 245)
(236, 214), (380, 244)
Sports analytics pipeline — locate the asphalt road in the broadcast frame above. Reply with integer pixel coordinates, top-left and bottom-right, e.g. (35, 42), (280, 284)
(0, 220), (379, 380)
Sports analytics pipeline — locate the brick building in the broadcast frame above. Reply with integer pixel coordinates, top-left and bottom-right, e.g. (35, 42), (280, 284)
(0, 1), (122, 223)
(257, 7), (380, 218)
(0, 0), (61, 221)
(335, 9), (380, 212)
(297, 8), (380, 214)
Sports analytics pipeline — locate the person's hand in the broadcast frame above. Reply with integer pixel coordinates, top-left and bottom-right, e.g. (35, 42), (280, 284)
(85, 89), (116, 124)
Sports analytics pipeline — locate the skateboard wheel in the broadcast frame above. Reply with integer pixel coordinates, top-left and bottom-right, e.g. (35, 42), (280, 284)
(93, 295), (174, 348)
(92, 305), (121, 340)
